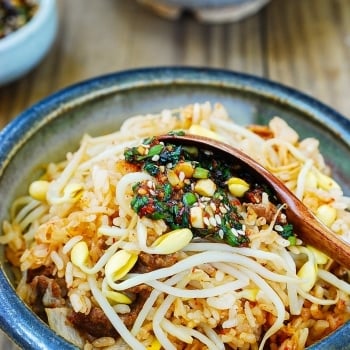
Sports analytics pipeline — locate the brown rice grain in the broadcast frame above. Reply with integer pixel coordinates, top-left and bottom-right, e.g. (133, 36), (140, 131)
(65, 262), (73, 287)
(50, 250), (64, 270)
(92, 337), (115, 348)
(240, 331), (257, 344)
(244, 301), (257, 328)
(62, 235), (83, 254)
(312, 320), (330, 337)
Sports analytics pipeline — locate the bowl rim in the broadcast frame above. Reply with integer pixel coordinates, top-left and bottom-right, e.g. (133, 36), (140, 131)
(144, 0), (268, 9)
(1, 66), (350, 173)
(0, 66), (350, 349)
(0, 0), (56, 51)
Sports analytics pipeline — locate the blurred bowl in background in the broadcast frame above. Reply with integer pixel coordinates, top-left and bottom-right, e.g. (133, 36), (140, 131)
(137, 0), (270, 23)
(0, 0), (58, 86)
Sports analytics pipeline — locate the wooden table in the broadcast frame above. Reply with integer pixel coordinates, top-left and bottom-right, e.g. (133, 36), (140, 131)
(1, 0), (350, 348)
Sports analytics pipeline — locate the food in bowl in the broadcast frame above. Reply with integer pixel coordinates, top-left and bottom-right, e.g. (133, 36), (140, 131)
(1, 102), (349, 349)
(0, 0), (38, 39)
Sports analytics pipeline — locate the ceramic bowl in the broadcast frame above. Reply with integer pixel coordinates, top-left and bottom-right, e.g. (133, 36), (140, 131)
(0, 0), (58, 86)
(149, 0), (265, 8)
(138, 0), (270, 23)
(0, 67), (349, 349)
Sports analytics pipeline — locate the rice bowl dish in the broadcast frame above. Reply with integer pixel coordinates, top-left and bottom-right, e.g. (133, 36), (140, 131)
(1, 99), (350, 350)
(2, 66), (348, 349)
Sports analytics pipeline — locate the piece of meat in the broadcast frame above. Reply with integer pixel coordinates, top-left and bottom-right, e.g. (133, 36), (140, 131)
(121, 284), (152, 328)
(134, 252), (179, 273)
(28, 275), (67, 320)
(126, 284), (152, 295)
(244, 188), (287, 224)
(247, 202), (278, 224)
(68, 284), (151, 338)
(68, 306), (118, 338)
(68, 282), (152, 339)
(26, 265), (55, 283)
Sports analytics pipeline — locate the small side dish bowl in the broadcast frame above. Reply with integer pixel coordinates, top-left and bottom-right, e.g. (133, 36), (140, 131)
(0, 67), (349, 349)
(0, 0), (58, 86)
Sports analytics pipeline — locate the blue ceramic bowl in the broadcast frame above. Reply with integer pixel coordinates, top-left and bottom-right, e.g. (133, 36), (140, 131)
(0, 0), (58, 86)
(0, 67), (349, 349)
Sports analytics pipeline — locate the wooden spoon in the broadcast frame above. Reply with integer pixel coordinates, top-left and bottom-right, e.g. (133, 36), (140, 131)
(158, 133), (350, 269)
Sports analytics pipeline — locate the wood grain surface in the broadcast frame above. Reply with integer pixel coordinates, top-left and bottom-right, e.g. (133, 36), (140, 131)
(1, 0), (350, 348)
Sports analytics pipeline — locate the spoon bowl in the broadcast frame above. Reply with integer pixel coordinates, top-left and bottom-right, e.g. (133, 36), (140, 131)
(158, 133), (350, 269)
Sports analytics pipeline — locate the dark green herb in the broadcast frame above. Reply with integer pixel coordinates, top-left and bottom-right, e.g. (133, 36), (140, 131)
(159, 145), (182, 165)
(280, 223), (294, 239)
(143, 162), (159, 176)
(130, 195), (149, 213)
(146, 144), (164, 158)
(183, 146), (199, 158)
(163, 183), (172, 201)
(168, 130), (185, 136)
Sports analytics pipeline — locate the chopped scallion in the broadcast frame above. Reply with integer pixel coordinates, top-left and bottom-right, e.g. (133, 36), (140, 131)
(193, 167), (209, 179)
(183, 192), (197, 206)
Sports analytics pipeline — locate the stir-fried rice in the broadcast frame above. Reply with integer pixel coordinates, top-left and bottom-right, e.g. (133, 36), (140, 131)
(1, 102), (350, 350)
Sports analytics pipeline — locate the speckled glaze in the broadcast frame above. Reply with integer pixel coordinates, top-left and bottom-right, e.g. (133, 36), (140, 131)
(0, 67), (349, 349)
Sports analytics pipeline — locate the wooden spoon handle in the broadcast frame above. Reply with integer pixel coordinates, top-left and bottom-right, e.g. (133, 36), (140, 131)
(279, 191), (350, 269)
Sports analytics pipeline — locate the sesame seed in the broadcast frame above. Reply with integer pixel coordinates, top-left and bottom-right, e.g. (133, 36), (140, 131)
(179, 171), (185, 182)
(209, 217), (217, 227)
(219, 206), (227, 214)
(166, 163), (173, 169)
(149, 190), (156, 196)
(203, 217), (210, 226)
(147, 180), (153, 188)
(218, 229), (224, 239)
(274, 225), (283, 232)
(210, 202), (217, 211)
(215, 214), (221, 225)
(231, 228), (239, 237)
(152, 154), (160, 161)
